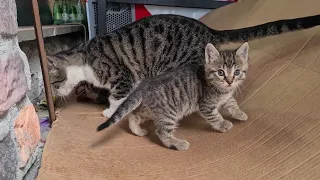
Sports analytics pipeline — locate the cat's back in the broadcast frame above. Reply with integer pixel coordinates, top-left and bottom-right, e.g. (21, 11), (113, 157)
(83, 15), (213, 72)
(104, 14), (211, 36)
(138, 63), (203, 91)
(98, 14), (213, 49)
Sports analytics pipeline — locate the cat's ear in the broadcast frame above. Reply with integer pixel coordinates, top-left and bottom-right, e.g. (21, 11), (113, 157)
(47, 56), (59, 74)
(236, 42), (249, 63)
(205, 43), (220, 63)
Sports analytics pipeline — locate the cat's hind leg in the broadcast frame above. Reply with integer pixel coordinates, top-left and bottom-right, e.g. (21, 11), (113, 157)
(102, 79), (133, 117)
(102, 96), (126, 118)
(154, 119), (190, 151)
(128, 113), (149, 136)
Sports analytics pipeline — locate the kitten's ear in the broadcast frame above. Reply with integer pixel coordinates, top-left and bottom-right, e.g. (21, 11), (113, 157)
(205, 43), (220, 63)
(236, 42), (249, 63)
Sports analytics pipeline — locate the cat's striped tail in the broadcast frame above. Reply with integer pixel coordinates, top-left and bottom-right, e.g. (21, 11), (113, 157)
(218, 14), (320, 43)
(97, 94), (142, 132)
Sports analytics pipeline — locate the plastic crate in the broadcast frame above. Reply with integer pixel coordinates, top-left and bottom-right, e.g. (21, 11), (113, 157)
(86, 0), (134, 39)
(85, 0), (234, 40)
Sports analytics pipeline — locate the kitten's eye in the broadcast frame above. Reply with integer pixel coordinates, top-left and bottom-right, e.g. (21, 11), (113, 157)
(217, 70), (225, 76)
(234, 69), (241, 76)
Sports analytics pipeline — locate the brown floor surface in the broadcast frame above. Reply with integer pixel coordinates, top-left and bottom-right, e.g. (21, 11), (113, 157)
(38, 0), (320, 179)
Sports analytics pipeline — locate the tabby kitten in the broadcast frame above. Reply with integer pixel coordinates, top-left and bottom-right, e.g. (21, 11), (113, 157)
(47, 14), (320, 118)
(97, 42), (249, 150)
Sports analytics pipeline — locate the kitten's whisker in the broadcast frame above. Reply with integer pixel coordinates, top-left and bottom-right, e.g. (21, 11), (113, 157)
(234, 87), (238, 97)
(239, 84), (248, 91)
(234, 86), (242, 97)
(238, 86), (243, 94)
(238, 86), (242, 95)
(234, 86), (240, 97)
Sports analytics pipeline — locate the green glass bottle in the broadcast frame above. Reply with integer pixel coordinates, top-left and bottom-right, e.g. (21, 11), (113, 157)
(53, 0), (62, 24)
(75, 0), (85, 23)
(61, 0), (69, 23)
(69, 0), (77, 23)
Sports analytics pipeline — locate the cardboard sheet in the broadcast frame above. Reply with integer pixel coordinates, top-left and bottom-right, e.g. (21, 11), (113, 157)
(38, 0), (320, 179)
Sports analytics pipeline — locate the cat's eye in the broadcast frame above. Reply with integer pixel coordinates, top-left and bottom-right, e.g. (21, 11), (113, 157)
(234, 69), (241, 76)
(53, 84), (60, 89)
(217, 70), (225, 76)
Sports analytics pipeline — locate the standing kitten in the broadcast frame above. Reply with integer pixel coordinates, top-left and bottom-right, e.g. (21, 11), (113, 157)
(97, 42), (249, 150)
(47, 14), (320, 118)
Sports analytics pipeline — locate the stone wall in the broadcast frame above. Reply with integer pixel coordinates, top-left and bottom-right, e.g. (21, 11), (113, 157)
(0, 0), (41, 179)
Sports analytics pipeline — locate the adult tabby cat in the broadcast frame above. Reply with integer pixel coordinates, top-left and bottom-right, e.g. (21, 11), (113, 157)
(97, 43), (249, 150)
(74, 81), (110, 105)
(47, 14), (320, 117)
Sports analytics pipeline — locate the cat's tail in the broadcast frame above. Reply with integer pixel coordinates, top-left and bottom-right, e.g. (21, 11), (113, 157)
(96, 94), (142, 132)
(217, 14), (320, 43)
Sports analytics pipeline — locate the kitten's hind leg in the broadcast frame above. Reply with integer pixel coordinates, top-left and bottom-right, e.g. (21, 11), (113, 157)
(154, 119), (190, 151)
(128, 113), (148, 136)
(223, 97), (248, 121)
(199, 106), (233, 133)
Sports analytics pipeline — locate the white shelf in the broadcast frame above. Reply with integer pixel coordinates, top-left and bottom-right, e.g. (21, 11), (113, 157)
(18, 24), (84, 42)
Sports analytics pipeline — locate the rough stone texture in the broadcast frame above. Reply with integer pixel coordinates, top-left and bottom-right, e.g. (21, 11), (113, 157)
(1, 96), (43, 180)
(0, 38), (31, 88)
(0, 118), (10, 141)
(14, 104), (40, 168)
(19, 48), (32, 91)
(0, 0), (18, 36)
(0, 132), (18, 180)
(0, 0), (41, 179)
(14, 97), (42, 180)
(0, 51), (28, 116)
(21, 142), (44, 180)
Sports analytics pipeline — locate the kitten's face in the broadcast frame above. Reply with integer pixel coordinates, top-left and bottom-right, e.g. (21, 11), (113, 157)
(47, 56), (72, 97)
(204, 43), (249, 92)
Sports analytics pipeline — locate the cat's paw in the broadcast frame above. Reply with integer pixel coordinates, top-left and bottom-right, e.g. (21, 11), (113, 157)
(168, 140), (190, 151)
(231, 109), (248, 121)
(102, 108), (114, 118)
(212, 120), (233, 133)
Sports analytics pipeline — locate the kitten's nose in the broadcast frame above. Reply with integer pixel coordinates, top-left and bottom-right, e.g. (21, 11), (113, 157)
(225, 78), (233, 85)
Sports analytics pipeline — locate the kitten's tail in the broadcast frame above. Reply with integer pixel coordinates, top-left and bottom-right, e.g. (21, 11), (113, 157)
(96, 94), (142, 132)
(218, 14), (320, 43)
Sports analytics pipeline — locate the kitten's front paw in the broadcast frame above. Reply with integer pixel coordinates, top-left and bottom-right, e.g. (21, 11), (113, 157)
(168, 140), (190, 151)
(212, 120), (233, 133)
(231, 110), (248, 121)
(102, 108), (114, 118)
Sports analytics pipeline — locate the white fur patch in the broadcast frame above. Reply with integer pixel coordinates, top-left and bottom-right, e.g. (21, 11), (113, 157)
(57, 65), (105, 96)
(102, 97), (126, 117)
(83, 65), (106, 88)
